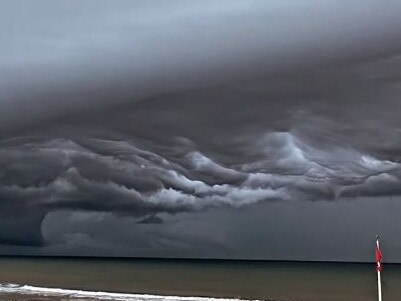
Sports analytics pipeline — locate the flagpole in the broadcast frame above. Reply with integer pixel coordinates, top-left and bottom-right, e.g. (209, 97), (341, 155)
(376, 236), (382, 301)
(377, 269), (382, 301)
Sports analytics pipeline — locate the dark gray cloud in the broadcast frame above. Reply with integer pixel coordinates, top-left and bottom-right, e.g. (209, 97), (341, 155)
(2, 0), (401, 134)
(7, 197), (401, 262)
(1, 1), (401, 260)
(1, 123), (401, 248)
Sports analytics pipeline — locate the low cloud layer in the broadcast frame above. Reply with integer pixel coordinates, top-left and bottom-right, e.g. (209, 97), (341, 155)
(1, 128), (400, 246)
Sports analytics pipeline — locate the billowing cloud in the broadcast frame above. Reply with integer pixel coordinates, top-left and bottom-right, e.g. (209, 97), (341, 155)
(1, 129), (400, 246)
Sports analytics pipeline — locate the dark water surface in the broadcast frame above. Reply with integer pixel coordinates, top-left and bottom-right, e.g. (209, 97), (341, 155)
(0, 257), (399, 301)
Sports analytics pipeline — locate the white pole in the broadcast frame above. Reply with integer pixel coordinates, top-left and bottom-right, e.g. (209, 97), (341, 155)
(377, 270), (382, 301)
(376, 238), (382, 301)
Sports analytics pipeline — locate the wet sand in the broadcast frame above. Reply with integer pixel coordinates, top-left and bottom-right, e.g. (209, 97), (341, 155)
(0, 292), (73, 301)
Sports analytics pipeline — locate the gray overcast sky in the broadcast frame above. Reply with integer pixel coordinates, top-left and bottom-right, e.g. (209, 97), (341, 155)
(1, 0), (401, 261)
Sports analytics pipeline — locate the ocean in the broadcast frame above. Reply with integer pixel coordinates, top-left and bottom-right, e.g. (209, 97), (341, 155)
(0, 257), (399, 301)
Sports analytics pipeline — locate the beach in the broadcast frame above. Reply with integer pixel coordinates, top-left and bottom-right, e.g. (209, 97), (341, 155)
(0, 257), (399, 301)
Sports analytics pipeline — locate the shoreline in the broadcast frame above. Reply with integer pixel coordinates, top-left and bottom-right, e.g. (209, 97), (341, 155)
(0, 283), (258, 301)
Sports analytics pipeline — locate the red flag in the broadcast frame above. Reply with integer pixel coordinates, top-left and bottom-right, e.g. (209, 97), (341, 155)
(376, 238), (382, 272)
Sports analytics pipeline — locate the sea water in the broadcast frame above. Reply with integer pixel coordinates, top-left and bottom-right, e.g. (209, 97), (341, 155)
(0, 257), (399, 301)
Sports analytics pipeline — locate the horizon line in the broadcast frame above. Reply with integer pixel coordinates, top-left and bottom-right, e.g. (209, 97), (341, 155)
(0, 254), (390, 264)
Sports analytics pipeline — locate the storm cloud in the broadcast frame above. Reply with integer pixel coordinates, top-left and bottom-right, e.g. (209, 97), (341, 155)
(1, 0), (401, 259)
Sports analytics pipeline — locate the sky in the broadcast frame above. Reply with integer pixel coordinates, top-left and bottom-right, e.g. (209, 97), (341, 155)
(1, 0), (401, 261)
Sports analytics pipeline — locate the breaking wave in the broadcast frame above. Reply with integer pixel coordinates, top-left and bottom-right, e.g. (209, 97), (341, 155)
(0, 283), (264, 301)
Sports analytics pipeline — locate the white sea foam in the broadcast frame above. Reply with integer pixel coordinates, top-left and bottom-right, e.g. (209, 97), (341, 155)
(0, 283), (257, 301)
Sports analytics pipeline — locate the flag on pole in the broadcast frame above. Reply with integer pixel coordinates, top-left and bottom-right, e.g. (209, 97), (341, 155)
(375, 236), (383, 301)
(376, 237), (382, 272)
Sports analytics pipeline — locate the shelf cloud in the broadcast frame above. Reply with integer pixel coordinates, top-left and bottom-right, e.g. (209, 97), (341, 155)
(1, 0), (401, 259)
